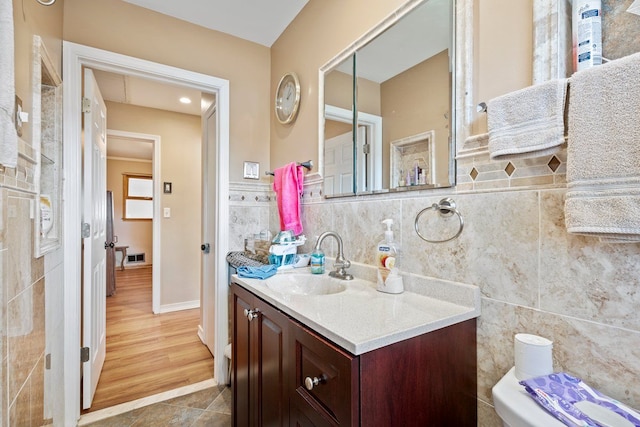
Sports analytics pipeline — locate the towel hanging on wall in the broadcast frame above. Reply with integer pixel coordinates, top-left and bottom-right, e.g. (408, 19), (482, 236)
(273, 162), (305, 236)
(0, 0), (18, 168)
(487, 78), (568, 161)
(565, 52), (640, 242)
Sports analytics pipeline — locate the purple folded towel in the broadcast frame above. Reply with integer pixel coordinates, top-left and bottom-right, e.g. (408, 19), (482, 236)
(520, 372), (640, 427)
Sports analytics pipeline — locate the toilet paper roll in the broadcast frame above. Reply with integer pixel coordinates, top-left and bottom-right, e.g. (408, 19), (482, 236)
(514, 333), (553, 381)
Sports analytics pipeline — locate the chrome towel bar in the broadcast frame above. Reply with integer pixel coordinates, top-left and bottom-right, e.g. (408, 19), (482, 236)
(265, 160), (313, 176)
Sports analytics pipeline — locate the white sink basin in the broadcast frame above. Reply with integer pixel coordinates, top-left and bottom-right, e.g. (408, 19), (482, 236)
(264, 273), (347, 296)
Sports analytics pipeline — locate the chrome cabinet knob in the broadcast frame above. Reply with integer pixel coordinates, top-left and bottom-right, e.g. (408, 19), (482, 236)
(304, 376), (322, 391)
(243, 308), (259, 321)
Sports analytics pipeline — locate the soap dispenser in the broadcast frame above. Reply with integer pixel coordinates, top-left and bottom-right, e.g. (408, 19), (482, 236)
(376, 219), (404, 294)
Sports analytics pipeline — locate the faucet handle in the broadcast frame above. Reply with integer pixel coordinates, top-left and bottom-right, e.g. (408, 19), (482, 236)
(335, 258), (350, 269)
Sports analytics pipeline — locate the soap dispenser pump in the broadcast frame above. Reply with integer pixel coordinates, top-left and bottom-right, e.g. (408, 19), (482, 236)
(376, 219), (404, 294)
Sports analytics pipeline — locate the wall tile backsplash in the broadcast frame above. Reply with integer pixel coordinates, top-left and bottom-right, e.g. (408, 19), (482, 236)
(1, 135), (54, 426)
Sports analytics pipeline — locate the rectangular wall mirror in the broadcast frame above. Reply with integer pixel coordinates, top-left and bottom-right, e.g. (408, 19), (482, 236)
(321, 0), (456, 197)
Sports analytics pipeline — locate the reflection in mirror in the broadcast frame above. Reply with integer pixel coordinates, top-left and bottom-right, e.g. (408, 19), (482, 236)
(322, 0), (455, 197)
(323, 55), (356, 196)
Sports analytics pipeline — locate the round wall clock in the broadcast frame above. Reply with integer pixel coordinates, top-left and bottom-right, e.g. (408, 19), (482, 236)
(275, 72), (301, 124)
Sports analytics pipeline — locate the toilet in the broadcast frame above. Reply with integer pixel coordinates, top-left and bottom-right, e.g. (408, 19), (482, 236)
(492, 367), (565, 427)
(493, 367), (637, 427)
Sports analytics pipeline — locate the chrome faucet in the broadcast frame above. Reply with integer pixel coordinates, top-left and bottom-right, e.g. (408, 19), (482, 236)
(314, 231), (353, 280)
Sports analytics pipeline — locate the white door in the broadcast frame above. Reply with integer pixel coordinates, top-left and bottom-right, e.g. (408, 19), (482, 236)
(201, 103), (217, 356)
(354, 126), (368, 192)
(324, 127), (367, 194)
(324, 131), (354, 194)
(82, 68), (108, 410)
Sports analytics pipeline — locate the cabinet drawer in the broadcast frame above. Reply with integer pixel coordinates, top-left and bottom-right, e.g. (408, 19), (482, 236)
(291, 322), (359, 426)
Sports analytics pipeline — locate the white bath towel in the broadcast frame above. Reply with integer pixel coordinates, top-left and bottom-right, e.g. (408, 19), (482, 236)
(487, 78), (568, 160)
(565, 52), (640, 242)
(0, 0), (17, 168)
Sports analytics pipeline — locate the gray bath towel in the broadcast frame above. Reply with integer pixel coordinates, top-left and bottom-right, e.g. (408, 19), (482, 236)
(565, 52), (640, 242)
(487, 78), (568, 160)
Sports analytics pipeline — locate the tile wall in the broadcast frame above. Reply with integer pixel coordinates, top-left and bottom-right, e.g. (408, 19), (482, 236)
(0, 136), (61, 426)
(228, 182), (273, 253)
(258, 144), (640, 426)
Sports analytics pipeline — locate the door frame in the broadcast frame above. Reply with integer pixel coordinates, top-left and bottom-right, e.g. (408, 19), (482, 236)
(106, 129), (162, 313)
(62, 41), (230, 425)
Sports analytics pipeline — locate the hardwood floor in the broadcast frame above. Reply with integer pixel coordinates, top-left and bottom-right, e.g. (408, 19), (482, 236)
(84, 266), (214, 413)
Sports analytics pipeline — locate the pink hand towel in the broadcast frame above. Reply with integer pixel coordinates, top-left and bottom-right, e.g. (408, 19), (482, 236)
(273, 162), (305, 235)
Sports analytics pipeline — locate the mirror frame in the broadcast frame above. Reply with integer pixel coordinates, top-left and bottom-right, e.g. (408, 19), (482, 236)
(319, 0), (472, 195)
(532, 0), (571, 84)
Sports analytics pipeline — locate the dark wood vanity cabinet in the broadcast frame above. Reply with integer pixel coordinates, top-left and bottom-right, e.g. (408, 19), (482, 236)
(231, 282), (477, 427)
(232, 284), (291, 427)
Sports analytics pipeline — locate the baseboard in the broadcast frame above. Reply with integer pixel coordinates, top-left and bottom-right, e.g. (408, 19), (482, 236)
(197, 324), (205, 344)
(158, 300), (200, 313)
(121, 264), (152, 270)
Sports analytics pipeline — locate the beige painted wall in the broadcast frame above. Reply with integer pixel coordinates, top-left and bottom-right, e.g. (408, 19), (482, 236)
(270, 0), (406, 171)
(381, 50), (451, 187)
(106, 158), (153, 268)
(324, 70), (353, 110)
(63, 0), (271, 183)
(105, 101), (202, 306)
(474, 0), (533, 134)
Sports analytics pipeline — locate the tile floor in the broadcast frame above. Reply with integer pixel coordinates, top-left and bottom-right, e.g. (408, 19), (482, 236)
(83, 386), (231, 427)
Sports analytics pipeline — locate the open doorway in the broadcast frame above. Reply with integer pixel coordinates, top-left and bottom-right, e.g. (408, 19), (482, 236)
(104, 130), (160, 309)
(80, 126), (216, 413)
(62, 41), (230, 425)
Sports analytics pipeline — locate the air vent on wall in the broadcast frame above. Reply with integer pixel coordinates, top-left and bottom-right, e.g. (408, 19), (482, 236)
(126, 253), (145, 263)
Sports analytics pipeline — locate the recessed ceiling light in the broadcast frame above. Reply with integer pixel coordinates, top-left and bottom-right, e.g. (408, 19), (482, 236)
(179, 97), (192, 104)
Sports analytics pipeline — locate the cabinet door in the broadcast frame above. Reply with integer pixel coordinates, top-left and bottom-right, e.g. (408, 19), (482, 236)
(232, 283), (291, 427)
(232, 285), (253, 427)
(255, 299), (291, 427)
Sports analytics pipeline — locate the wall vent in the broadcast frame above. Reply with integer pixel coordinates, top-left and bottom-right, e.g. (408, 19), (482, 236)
(126, 253), (145, 263)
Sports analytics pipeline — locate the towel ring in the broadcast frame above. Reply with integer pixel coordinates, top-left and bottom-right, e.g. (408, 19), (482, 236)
(414, 198), (464, 243)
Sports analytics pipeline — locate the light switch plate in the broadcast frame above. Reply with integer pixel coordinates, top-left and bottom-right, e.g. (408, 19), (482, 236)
(15, 95), (23, 137)
(243, 161), (259, 179)
(163, 207), (171, 218)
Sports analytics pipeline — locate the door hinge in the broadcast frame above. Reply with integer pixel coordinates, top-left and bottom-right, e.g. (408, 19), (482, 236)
(81, 347), (90, 363)
(362, 143), (370, 155)
(82, 97), (91, 113)
(45, 353), (51, 370)
(82, 222), (90, 238)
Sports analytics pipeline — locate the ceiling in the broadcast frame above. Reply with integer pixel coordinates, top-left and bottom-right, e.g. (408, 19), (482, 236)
(121, 0), (309, 47)
(102, 0), (309, 159)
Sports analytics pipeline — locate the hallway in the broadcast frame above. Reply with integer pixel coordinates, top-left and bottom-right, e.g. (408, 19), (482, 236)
(85, 266), (214, 412)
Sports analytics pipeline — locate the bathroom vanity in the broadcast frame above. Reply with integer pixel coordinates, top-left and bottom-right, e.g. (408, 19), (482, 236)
(231, 269), (480, 426)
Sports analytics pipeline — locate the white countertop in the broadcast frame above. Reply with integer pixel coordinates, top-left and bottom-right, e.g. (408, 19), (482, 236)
(231, 266), (481, 355)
